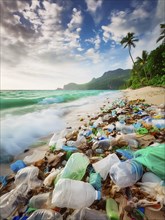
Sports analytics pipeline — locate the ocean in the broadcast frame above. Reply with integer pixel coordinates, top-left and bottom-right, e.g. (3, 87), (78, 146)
(0, 90), (122, 163)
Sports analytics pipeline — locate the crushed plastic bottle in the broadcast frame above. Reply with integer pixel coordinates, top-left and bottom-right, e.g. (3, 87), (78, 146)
(142, 172), (162, 183)
(29, 192), (50, 209)
(67, 208), (108, 220)
(152, 119), (165, 129)
(0, 166), (42, 219)
(27, 209), (63, 220)
(52, 178), (101, 209)
(109, 160), (143, 188)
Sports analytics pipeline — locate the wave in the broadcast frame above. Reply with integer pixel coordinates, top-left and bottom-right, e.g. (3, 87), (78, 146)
(0, 108), (67, 162)
(0, 90), (105, 110)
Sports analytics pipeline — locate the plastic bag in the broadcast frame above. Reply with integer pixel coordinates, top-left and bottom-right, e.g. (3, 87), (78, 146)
(134, 144), (165, 180)
(56, 153), (89, 182)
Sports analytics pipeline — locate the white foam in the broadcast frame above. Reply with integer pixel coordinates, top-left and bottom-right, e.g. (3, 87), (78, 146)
(1, 108), (66, 156)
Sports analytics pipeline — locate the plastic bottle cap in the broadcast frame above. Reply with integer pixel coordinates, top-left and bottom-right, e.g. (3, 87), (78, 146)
(95, 191), (101, 200)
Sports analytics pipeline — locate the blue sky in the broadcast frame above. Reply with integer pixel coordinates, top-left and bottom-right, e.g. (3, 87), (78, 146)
(1, 0), (164, 89)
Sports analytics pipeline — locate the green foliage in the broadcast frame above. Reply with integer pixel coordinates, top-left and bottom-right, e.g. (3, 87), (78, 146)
(128, 43), (165, 89)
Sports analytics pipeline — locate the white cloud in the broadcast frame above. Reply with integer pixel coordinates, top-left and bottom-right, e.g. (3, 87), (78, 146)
(85, 48), (101, 64)
(85, 34), (101, 50)
(67, 8), (83, 30)
(101, 1), (155, 43)
(85, 0), (103, 24)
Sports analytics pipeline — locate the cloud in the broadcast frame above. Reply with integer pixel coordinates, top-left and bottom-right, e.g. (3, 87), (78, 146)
(85, 48), (101, 64)
(85, 0), (103, 24)
(101, 1), (154, 43)
(67, 8), (83, 30)
(85, 34), (101, 50)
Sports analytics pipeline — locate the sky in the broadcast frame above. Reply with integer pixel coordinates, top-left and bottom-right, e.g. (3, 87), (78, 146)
(0, 0), (164, 90)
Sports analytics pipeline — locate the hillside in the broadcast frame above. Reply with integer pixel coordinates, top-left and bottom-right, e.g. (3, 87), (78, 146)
(63, 68), (131, 90)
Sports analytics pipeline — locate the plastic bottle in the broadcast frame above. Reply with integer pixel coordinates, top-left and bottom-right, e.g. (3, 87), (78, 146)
(62, 146), (78, 152)
(55, 153), (89, 184)
(67, 135), (86, 148)
(67, 207), (108, 220)
(109, 160), (143, 188)
(89, 172), (102, 191)
(0, 166), (42, 219)
(23, 150), (46, 165)
(27, 209), (62, 220)
(29, 193), (50, 209)
(106, 198), (119, 220)
(93, 153), (120, 180)
(51, 179), (101, 209)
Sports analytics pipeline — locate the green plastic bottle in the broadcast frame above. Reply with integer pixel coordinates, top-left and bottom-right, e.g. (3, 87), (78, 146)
(106, 198), (119, 220)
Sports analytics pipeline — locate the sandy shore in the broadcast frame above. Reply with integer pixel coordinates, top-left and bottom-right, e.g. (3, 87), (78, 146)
(124, 86), (165, 106)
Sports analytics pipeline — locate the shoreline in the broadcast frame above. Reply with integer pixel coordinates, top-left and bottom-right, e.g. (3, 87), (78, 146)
(0, 86), (164, 176)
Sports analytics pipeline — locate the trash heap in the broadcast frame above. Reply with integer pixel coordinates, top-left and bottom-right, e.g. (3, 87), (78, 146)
(0, 98), (165, 220)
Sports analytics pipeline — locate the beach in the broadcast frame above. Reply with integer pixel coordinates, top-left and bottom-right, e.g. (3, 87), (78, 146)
(1, 86), (165, 176)
(0, 86), (165, 220)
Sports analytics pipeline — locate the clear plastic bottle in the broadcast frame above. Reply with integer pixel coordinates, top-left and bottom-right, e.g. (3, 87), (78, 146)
(93, 153), (120, 180)
(67, 207), (108, 220)
(27, 209), (62, 220)
(51, 179), (101, 209)
(109, 160), (143, 188)
(29, 192), (50, 209)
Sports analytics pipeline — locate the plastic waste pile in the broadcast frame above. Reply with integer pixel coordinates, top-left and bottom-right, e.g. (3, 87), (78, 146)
(0, 98), (165, 220)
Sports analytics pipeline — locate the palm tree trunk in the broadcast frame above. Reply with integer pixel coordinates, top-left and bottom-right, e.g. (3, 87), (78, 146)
(128, 46), (135, 64)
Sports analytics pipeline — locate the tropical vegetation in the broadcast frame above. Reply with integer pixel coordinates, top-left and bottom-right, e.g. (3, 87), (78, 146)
(121, 24), (165, 89)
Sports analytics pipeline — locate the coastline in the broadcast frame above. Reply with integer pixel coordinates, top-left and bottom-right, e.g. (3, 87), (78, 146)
(1, 86), (165, 176)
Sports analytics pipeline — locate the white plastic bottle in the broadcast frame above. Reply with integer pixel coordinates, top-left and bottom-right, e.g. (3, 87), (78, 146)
(51, 179), (101, 209)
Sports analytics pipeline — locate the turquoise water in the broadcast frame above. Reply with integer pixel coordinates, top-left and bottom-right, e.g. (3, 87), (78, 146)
(0, 90), (122, 163)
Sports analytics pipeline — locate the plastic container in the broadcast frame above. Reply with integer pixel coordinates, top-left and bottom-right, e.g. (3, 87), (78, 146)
(106, 198), (119, 220)
(56, 153), (89, 183)
(23, 150), (46, 165)
(27, 209), (62, 220)
(10, 160), (26, 173)
(56, 138), (66, 150)
(142, 172), (162, 183)
(89, 172), (102, 191)
(67, 207), (108, 220)
(14, 166), (42, 187)
(29, 193), (50, 209)
(109, 160), (143, 188)
(52, 179), (101, 209)
(93, 153), (120, 180)
(67, 136), (86, 148)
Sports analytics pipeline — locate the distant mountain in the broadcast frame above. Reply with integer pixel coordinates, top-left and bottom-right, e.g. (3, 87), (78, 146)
(63, 68), (131, 90)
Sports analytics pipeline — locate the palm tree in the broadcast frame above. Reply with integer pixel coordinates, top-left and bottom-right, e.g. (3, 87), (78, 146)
(120, 32), (139, 64)
(156, 24), (165, 44)
(136, 50), (149, 79)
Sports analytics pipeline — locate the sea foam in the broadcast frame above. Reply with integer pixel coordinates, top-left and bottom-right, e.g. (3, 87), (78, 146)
(1, 108), (66, 159)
